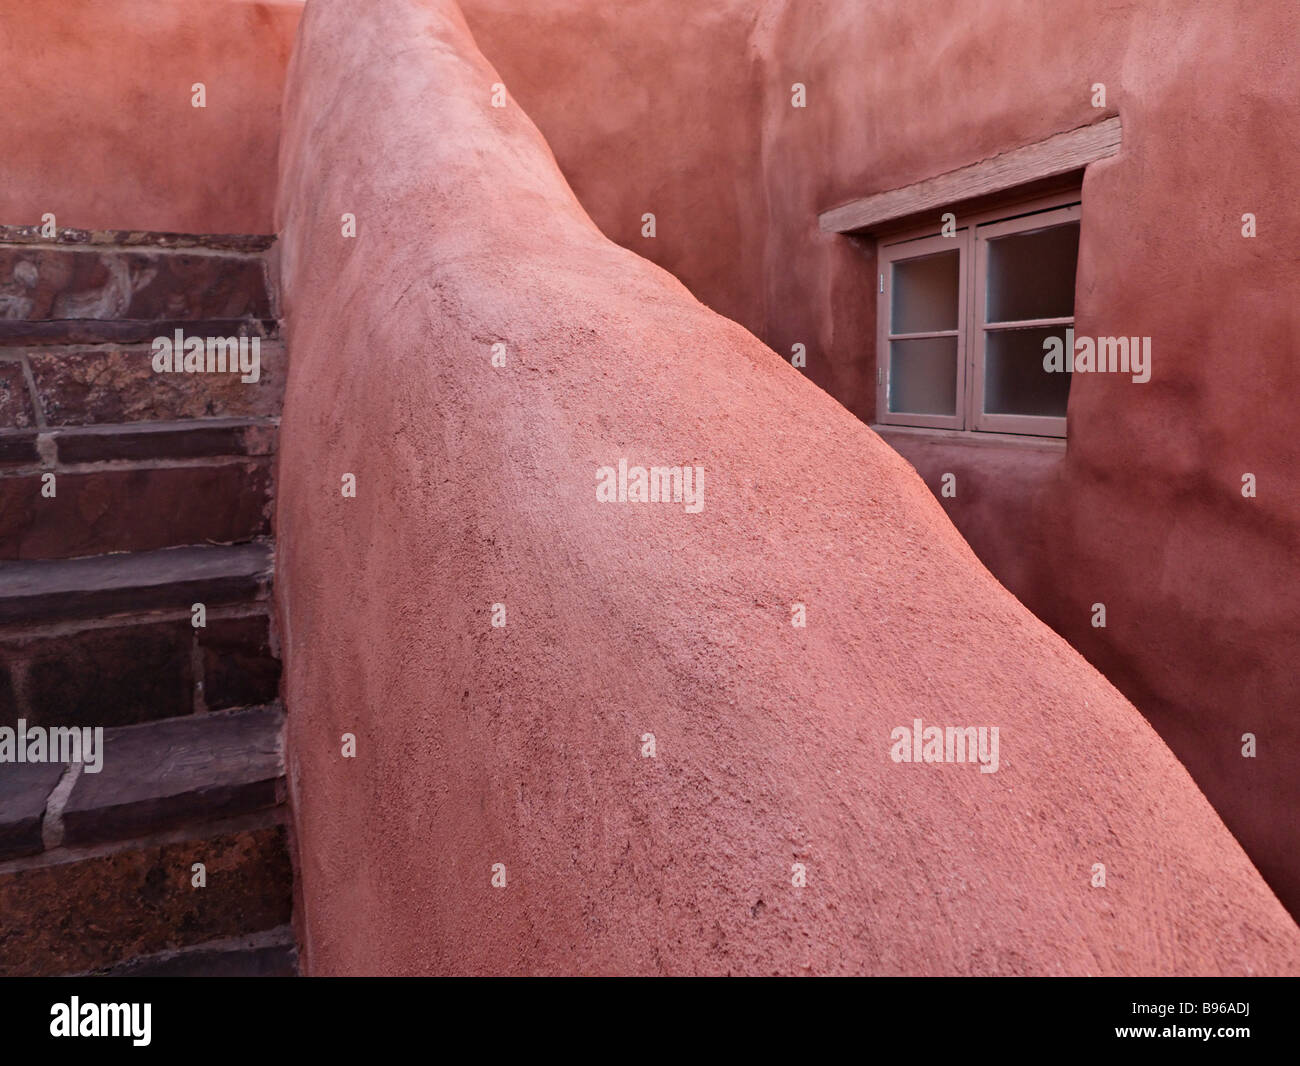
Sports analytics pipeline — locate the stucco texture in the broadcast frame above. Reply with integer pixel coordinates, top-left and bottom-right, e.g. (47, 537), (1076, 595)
(461, 0), (1300, 922)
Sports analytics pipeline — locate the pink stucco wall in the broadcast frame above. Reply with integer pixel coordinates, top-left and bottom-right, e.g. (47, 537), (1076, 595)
(460, 0), (1300, 919)
(273, 0), (1299, 974)
(0, 0), (301, 234)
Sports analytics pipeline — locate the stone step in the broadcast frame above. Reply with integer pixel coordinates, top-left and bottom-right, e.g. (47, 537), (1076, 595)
(0, 704), (286, 860)
(61, 704), (285, 846)
(0, 226), (274, 254)
(0, 460), (272, 559)
(0, 543), (279, 728)
(0, 606), (279, 730)
(0, 418), (276, 560)
(0, 706), (292, 976)
(0, 317), (279, 346)
(0, 541), (272, 626)
(88, 925), (297, 977)
(1, 345), (285, 428)
(1, 416), (276, 466)
(0, 815), (293, 976)
(0, 237), (272, 326)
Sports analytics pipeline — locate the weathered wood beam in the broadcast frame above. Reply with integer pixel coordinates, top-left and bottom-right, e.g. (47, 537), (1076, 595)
(818, 116), (1121, 234)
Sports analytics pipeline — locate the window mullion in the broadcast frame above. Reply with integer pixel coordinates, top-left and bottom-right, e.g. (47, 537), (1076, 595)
(964, 227), (977, 431)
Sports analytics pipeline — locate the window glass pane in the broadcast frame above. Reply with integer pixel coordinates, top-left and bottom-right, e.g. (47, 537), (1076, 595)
(891, 249), (959, 334)
(889, 336), (958, 416)
(984, 326), (1071, 418)
(985, 221), (1079, 322)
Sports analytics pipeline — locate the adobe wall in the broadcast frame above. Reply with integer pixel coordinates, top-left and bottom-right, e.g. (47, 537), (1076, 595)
(3, 0), (1291, 944)
(273, 0), (1299, 974)
(0, 0), (301, 234)
(461, 0), (1300, 918)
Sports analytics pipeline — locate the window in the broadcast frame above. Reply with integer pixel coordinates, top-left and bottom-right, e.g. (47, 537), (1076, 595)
(876, 195), (1080, 438)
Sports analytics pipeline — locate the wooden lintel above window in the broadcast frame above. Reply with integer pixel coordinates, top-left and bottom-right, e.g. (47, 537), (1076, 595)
(818, 116), (1121, 235)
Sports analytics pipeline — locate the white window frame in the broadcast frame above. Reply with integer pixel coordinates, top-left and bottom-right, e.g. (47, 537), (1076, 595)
(876, 191), (1081, 438)
(876, 231), (968, 431)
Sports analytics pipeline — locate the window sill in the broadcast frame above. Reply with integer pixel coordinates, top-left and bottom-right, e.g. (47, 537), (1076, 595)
(871, 423), (1067, 451)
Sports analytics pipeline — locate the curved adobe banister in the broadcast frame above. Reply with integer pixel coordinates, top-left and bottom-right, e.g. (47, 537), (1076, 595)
(273, 0), (1299, 974)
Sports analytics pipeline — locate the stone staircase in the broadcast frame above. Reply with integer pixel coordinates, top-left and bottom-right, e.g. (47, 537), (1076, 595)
(0, 226), (294, 976)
